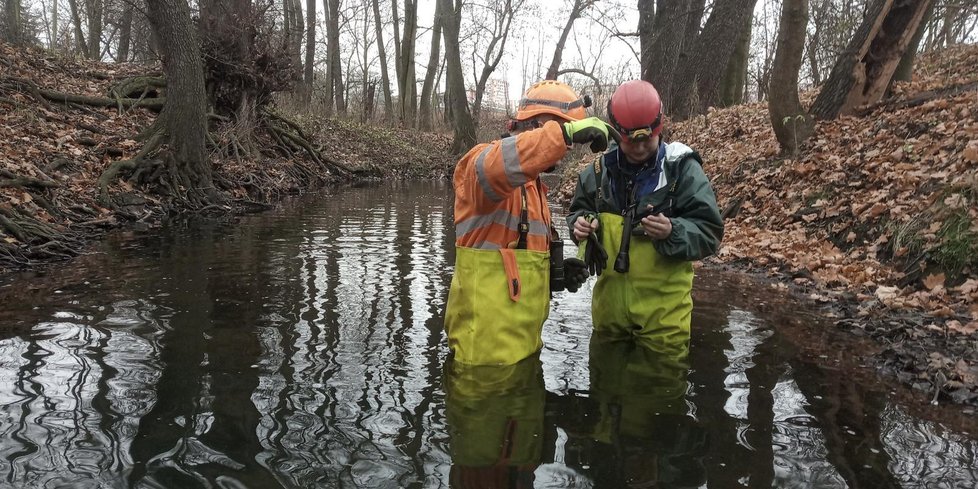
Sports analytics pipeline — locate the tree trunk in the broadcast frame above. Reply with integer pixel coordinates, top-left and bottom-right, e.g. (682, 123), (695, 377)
(471, 0), (517, 122)
(84, 0), (103, 59)
(3, 0), (20, 44)
(892, 1), (935, 83)
(719, 11), (752, 106)
(68, 0), (88, 56)
(283, 0), (293, 63)
(291, 0), (304, 78)
(396, 0), (418, 125)
(770, 0), (814, 155)
(545, 0), (593, 80)
(325, 0), (344, 115)
(682, 0), (707, 56)
(807, 0), (830, 86)
(438, 0), (476, 153)
(646, 0), (692, 109)
(637, 0), (655, 81)
(303, 0), (315, 101)
(671, 0), (759, 120)
(810, 0), (937, 120)
(51, 0), (58, 49)
(117, 3), (133, 62)
(330, 0), (345, 114)
(418, 0), (443, 131)
(371, 0), (394, 116)
(145, 0), (212, 203)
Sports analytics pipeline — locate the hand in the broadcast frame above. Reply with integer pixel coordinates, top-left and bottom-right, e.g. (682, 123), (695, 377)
(562, 117), (609, 153)
(573, 216), (599, 242)
(640, 212), (672, 240)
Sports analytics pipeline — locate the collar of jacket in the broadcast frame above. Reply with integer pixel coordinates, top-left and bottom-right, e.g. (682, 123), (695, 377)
(604, 143), (667, 205)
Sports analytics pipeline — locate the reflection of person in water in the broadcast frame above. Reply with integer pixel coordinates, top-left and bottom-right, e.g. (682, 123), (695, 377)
(444, 353), (546, 489)
(561, 335), (708, 488)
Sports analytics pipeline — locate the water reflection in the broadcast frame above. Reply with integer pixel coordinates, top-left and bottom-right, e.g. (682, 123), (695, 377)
(444, 354), (544, 489)
(0, 181), (976, 488)
(554, 337), (708, 489)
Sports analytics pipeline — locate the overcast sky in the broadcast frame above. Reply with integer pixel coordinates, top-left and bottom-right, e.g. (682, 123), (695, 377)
(411, 0), (643, 102)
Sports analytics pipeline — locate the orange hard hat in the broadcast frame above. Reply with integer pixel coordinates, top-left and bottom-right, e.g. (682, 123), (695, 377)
(514, 80), (588, 122)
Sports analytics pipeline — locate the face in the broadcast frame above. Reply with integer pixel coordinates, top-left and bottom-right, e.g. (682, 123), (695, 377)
(619, 134), (660, 165)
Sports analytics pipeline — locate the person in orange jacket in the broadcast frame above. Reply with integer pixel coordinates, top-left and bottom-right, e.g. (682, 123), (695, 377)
(444, 80), (609, 366)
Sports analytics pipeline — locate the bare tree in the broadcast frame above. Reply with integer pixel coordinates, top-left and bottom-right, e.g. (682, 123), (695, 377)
(2, 0), (25, 44)
(811, 0), (937, 119)
(893, 1), (935, 83)
(395, 0), (418, 125)
(769, 0), (814, 155)
(418, 0), (443, 130)
(302, 0), (315, 101)
(117, 2), (133, 61)
(371, 0), (394, 116)
(719, 11), (753, 106)
(671, 0), (759, 119)
(143, 0), (212, 205)
(85, 0), (103, 59)
(642, 0), (693, 110)
(545, 0), (596, 80)
(325, 0), (346, 114)
(468, 0), (522, 121)
(439, 0), (476, 153)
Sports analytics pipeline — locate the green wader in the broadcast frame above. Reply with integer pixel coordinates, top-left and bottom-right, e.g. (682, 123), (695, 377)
(444, 247), (550, 366)
(592, 212), (693, 360)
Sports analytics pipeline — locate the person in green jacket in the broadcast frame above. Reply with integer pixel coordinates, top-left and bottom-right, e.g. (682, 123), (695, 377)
(567, 79), (723, 356)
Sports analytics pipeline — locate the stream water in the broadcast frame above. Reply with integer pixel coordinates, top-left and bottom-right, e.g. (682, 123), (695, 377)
(0, 181), (975, 488)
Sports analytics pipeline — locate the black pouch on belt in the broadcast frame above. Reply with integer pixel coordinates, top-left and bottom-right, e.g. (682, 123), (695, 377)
(549, 237), (565, 292)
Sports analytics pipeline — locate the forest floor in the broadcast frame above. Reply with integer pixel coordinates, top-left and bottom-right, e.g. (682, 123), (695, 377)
(558, 44), (978, 409)
(2, 41), (977, 409)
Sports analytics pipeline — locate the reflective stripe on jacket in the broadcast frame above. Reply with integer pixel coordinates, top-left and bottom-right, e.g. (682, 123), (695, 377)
(453, 121), (567, 251)
(445, 121), (569, 366)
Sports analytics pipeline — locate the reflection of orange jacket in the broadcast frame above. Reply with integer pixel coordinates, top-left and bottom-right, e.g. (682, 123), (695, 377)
(453, 121), (568, 251)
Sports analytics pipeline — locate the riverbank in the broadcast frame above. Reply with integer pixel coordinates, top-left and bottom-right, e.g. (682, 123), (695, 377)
(0, 42), (454, 274)
(558, 44), (978, 408)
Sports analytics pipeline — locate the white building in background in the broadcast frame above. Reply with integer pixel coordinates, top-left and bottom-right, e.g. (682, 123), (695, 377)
(466, 78), (511, 115)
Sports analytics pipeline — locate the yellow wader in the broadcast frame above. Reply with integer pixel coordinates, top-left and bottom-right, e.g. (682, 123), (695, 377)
(444, 247), (550, 366)
(592, 212), (693, 360)
(445, 356), (544, 487)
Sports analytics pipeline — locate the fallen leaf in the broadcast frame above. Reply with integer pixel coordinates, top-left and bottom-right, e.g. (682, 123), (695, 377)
(947, 320), (978, 335)
(923, 273), (945, 292)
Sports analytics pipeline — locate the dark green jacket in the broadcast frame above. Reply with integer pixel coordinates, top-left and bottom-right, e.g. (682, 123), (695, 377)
(566, 141), (723, 261)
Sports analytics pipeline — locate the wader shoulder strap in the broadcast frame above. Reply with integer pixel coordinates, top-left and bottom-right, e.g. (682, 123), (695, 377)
(516, 185), (529, 249)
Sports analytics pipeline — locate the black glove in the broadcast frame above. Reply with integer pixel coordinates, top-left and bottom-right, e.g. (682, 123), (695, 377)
(562, 117), (610, 153)
(562, 258), (589, 292)
(583, 232), (608, 276)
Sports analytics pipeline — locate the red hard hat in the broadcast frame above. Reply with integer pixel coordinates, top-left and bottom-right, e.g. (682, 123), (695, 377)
(608, 80), (663, 139)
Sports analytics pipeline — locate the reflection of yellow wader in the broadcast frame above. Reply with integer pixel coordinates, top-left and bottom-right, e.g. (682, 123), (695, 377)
(445, 356), (544, 487)
(444, 248), (550, 366)
(592, 212), (693, 360)
(589, 337), (690, 442)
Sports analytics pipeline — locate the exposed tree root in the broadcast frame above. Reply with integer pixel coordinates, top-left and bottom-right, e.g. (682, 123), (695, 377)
(0, 205), (84, 270)
(1, 75), (165, 111)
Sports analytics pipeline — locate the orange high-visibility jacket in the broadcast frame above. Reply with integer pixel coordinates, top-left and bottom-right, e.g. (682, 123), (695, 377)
(453, 121), (568, 251)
